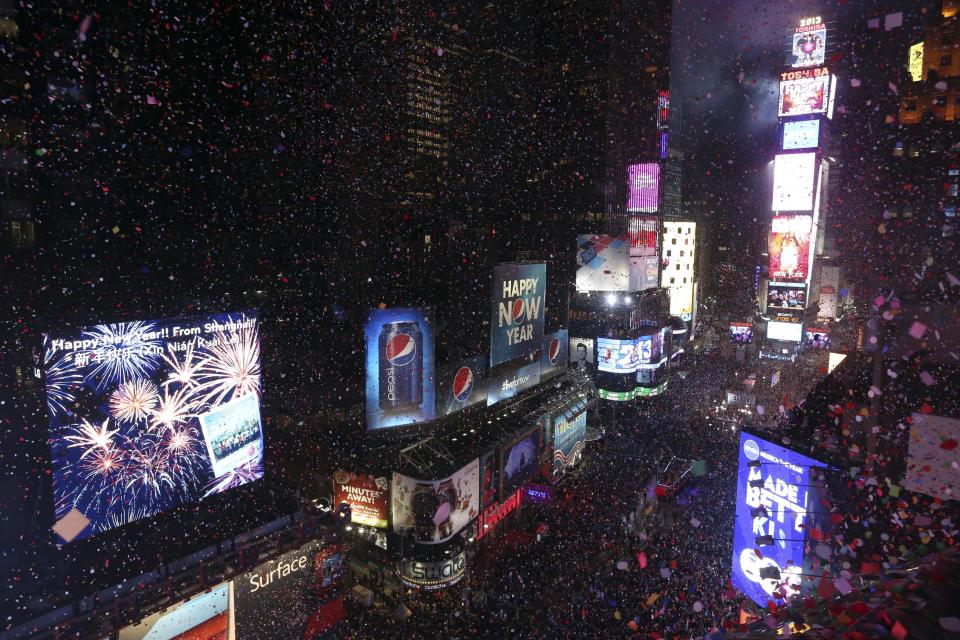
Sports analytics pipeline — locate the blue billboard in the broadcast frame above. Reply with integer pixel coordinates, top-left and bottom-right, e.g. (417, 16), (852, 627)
(487, 360), (541, 407)
(364, 308), (435, 430)
(435, 354), (488, 417)
(732, 432), (825, 606)
(490, 263), (546, 367)
(596, 338), (638, 373)
(552, 411), (586, 476)
(44, 311), (264, 544)
(540, 329), (569, 379)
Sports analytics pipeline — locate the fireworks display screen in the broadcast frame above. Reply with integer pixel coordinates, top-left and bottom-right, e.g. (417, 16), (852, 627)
(44, 311), (264, 544)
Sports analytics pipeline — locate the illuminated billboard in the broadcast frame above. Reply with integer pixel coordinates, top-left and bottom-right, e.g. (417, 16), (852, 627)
(392, 459), (480, 544)
(769, 215), (812, 282)
(540, 329), (569, 379)
(803, 328), (830, 349)
(729, 323), (753, 344)
(767, 320), (803, 342)
(552, 412), (586, 476)
(772, 153), (817, 212)
(501, 426), (542, 497)
(233, 540), (346, 640)
(629, 255), (660, 291)
(364, 307), (435, 431)
(576, 235), (630, 292)
(778, 69), (830, 118)
(767, 283), (807, 310)
(490, 263), (546, 365)
(782, 120), (820, 150)
(333, 471), (389, 528)
(569, 337), (594, 369)
(792, 28), (826, 68)
(732, 433), (824, 607)
(628, 215), (659, 257)
(487, 359), (541, 406)
(909, 42), (924, 82)
(44, 311), (264, 544)
(663, 220), (696, 317)
(435, 355), (488, 417)
(627, 162), (660, 212)
(597, 338), (638, 373)
(120, 583), (229, 640)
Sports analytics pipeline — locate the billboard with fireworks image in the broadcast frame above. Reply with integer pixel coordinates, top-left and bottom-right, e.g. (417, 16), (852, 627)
(43, 310), (264, 544)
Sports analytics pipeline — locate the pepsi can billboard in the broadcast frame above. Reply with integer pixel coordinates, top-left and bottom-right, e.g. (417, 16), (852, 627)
(732, 432), (825, 607)
(435, 355), (488, 417)
(365, 308), (435, 430)
(540, 329), (568, 380)
(490, 263), (546, 367)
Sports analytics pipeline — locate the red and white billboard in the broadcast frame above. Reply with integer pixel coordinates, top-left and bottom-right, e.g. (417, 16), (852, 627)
(333, 471), (389, 528)
(628, 215), (659, 257)
(778, 68), (830, 117)
(769, 215), (812, 282)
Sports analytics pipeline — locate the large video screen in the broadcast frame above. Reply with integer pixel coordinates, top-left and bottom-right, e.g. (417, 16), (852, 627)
(569, 337), (594, 369)
(627, 215), (659, 257)
(392, 459), (480, 544)
(627, 163), (660, 212)
(729, 323), (753, 344)
(552, 412), (586, 477)
(576, 235), (630, 292)
(769, 215), (813, 282)
(333, 471), (389, 529)
(778, 73), (829, 118)
(364, 307), (436, 431)
(803, 329), (830, 349)
(792, 28), (826, 68)
(767, 320), (803, 342)
(596, 338), (639, 373)
(120, 582), (229, 640)
(772, 153), (817, 212)
(732, 433), (824, 606)
(767, 283), (807, 310)
(44, 311), (264, 544)
(782, 120), (820, 151)
(490, 263), (546, 366)
(501, 427), (542, 497)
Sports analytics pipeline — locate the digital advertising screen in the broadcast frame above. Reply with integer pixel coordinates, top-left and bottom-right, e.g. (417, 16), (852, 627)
(119, 583), (229, 640)
(778, 73), (829, 118)
(364, 307), (435, 431)
(233, 540), (346, 640)
(729, 322), (753, 344)
(909, 42), (924, 82)
(803, 329), (830, 349)
(767, 283), (807, 310)
(732, 432), (824, 607)
(435, 354), (488, 417)
(597, 338), (638, 373)
(569, 337), (594, 369)
(540, 329), (569, 379)
(791, 28), (826, 68)
(627, 163), (660, 212)
(552, 412), (587, 476)
(627, 215), (659, 257)
(500, 427), (542, 498)
(767, 320), (803, 343)
(392, 459), (480, 544)
(487, 359), (541, 407)
(629, 255), (660, 292)
(44, 311), (264, 545)
(769, 215), (813, 282)
(576, 235), (630, 292)
(332, 472), (390, 529)
(772, 153), (817, 212)
(782, 120), (820, 151)
(490, 263), (546, 366)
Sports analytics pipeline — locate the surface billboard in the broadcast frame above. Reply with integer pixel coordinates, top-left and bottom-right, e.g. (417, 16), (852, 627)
(552, 412), (587, 476)
(44, 311), (264, 544)
(490, 263), (546, 366)
(540, 330), (569, 379)
(392, 459), (480, 544)
(364, 307), (435, 431)
(501, 427), (542, 497)
(233, 540), (346, 640)
(332, 471), (390, 529)
(772, 153), (817, 212)
(435, 355), (488, 417)
(769, 215), (812, 282)
(778, 72), (829, 118)
(597, 338), (639, 373)
(732, 432), (824, 607)
(627, 163), (660, 212)
(576, 235), (630, 292)
(119, 583), (229, 640)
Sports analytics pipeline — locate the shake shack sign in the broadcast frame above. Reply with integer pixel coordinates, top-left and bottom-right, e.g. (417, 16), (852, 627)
(400, 552), (466, 590)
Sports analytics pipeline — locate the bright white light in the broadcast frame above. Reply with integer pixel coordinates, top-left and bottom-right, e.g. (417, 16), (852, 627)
(624, 296), (632, 304)
(605, 293), (617, 306)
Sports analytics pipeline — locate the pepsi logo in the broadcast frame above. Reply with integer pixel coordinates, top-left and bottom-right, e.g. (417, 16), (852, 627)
(452, 366), (474, 403)
(547, 338), (561, 364)
(384, 333), (417, 366)
(511, 299), (525, 323)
